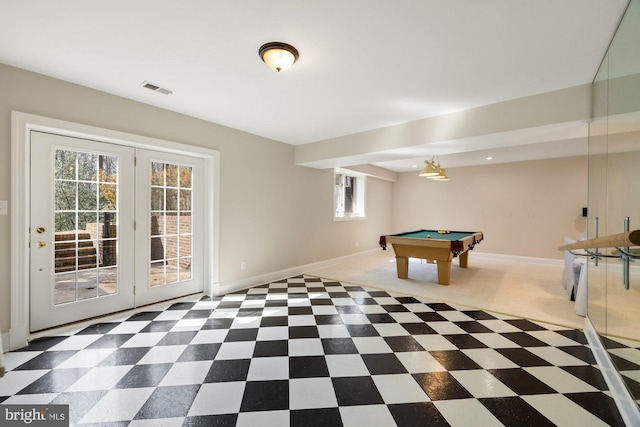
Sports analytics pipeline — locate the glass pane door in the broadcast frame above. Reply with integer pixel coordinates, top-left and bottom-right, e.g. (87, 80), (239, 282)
(134, 150), (204, 306)
(53, 149), (120, 304)
(30, 131), (135, 331)
(150, 161), (194, 286)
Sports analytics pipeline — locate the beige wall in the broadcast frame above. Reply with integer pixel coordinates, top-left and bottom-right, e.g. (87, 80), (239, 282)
(0, 63), (393, 334)
(391, 156), (588, 259)
(0, 62), (589, 336)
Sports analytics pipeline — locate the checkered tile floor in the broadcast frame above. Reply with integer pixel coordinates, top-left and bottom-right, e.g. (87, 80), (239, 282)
(602, 336), (640, 408)
(0, 276), (626, 426)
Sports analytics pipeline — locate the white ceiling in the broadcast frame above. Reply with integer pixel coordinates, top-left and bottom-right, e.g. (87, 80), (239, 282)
(0, 0), (629, 172)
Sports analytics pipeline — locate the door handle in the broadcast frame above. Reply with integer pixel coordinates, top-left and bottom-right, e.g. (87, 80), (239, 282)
(37, 241), (46, 248)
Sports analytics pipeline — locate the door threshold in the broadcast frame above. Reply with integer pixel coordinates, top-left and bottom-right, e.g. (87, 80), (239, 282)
(28, 292), (205, 342)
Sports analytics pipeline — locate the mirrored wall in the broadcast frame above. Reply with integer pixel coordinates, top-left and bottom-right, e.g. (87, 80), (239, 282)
(588, 0), (640, 405)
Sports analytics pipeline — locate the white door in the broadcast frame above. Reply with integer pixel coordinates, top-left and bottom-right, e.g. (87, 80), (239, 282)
(30, 131), (135, 331)
(30, 132), (205, 331)
(133, 150), (204, 306)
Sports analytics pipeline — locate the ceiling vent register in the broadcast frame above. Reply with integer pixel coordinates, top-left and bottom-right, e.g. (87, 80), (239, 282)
(141, 81), (173, 95)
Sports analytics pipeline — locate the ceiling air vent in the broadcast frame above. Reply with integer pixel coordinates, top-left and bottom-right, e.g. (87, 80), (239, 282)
(141, 81), (173, 95)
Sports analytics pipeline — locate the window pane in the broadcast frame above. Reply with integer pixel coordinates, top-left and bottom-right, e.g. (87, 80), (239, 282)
(180, 212), (192, 234)
(151, 212), (163, 236)
(151, 236), (165, 261)
(54, 272), (77, 305)
(78, 152), (98, 181)
(345, 176), (355, 213)
(99, 239), (117, 267)
(180, 189), (192, 211)
(181, 235), (192, 258)
(151, 188), (164, 211)
(179, 258), (192, 281)
(166, 164), (179, 187)
(78, 182), (97, 210)
(180, 166), (192, 188)
(166, 188), (178, 211)
(55, 240), (76, 273)
(55, 212), (76, 234)
(99, 183), (117, 210)
(78, 241), (98, 269)
(334, 171), (365, 219)
(165, 214), (178, 236)
(77, 269), (98, 300)
(98, 212), (117, 238)
(55, 150), (76, 180)
(150, 261), (165, 286)
(98, 267), (117, 296)
(166, 263), (178, 284)
(151, 162), (165, 185)
(78, 212), (97, 234)
(166, 236), (178, 259)
(55, 181), (77, 211)
(99, 155), (118, 182)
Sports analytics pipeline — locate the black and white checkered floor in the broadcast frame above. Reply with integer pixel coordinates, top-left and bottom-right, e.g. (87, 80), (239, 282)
(0, 276), (627, 426)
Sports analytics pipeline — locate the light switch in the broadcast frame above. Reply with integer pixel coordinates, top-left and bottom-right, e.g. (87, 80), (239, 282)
(0, 200), (7, 215)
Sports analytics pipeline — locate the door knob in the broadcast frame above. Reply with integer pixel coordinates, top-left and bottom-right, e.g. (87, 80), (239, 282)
(37, 241), (46, 248)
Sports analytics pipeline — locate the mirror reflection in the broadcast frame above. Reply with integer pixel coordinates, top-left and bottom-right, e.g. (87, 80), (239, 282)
(588, 0), (640, 405)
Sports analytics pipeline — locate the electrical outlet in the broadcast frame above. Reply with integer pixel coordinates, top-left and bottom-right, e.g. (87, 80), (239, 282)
(240, 261), (247, 270)
(0, 200), (7, 216)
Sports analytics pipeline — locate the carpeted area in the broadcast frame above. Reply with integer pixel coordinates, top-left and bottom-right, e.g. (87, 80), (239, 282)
(306, 250), (585, 329)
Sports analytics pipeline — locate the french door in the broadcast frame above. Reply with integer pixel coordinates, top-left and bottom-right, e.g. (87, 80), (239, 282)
(134, 150), (204, 306)
(30, 131), (203, 331)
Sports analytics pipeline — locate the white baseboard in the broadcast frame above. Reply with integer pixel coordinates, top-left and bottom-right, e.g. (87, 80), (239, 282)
(1, 331), (6, 376)
(216, 249), (563, 296)
(584, 317), (640, 426)
(216, 249), (379, 296)
(472, 251), (563, 267)
(474, 251), (640, 273)
(1, 331), (7, 353)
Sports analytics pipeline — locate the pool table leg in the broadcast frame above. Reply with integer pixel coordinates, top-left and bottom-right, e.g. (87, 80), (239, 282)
(436, 261), (451, 285)
(459, 250), (469, 268)
(395, 256), (409, 279)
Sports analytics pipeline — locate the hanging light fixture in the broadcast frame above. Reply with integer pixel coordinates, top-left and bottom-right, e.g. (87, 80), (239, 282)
(259, 42), (299, 72)
(418, 156), (451, 181)
(418, 160), (439, 177)
(431, 170), (450, 181)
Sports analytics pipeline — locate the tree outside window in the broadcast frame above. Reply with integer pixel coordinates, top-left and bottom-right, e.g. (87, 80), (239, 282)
(334, 170), (366, 220)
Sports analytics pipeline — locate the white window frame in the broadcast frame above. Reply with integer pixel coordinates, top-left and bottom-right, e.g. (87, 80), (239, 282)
(333, 168), (366, 221)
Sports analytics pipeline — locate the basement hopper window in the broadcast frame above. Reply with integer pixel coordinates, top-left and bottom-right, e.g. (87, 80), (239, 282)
(334, 169), (366, 220)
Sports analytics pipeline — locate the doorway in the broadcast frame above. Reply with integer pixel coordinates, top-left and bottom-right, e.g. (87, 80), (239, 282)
(29, 130), (206, 331)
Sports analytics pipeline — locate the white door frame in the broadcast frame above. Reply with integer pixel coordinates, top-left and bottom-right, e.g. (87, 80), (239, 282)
(10, 111), (220, 350)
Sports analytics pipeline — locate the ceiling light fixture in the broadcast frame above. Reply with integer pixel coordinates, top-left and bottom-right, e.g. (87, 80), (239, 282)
(259, 42), (299, 72)
(418, 156), (450, 181)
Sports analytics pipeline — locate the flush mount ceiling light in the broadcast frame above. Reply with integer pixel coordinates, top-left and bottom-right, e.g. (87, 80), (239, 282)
(418, 156), (450, 181)
(259, 42), (299, 72)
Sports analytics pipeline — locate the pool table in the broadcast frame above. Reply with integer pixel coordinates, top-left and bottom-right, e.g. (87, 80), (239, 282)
(379, 230), (483, 285)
